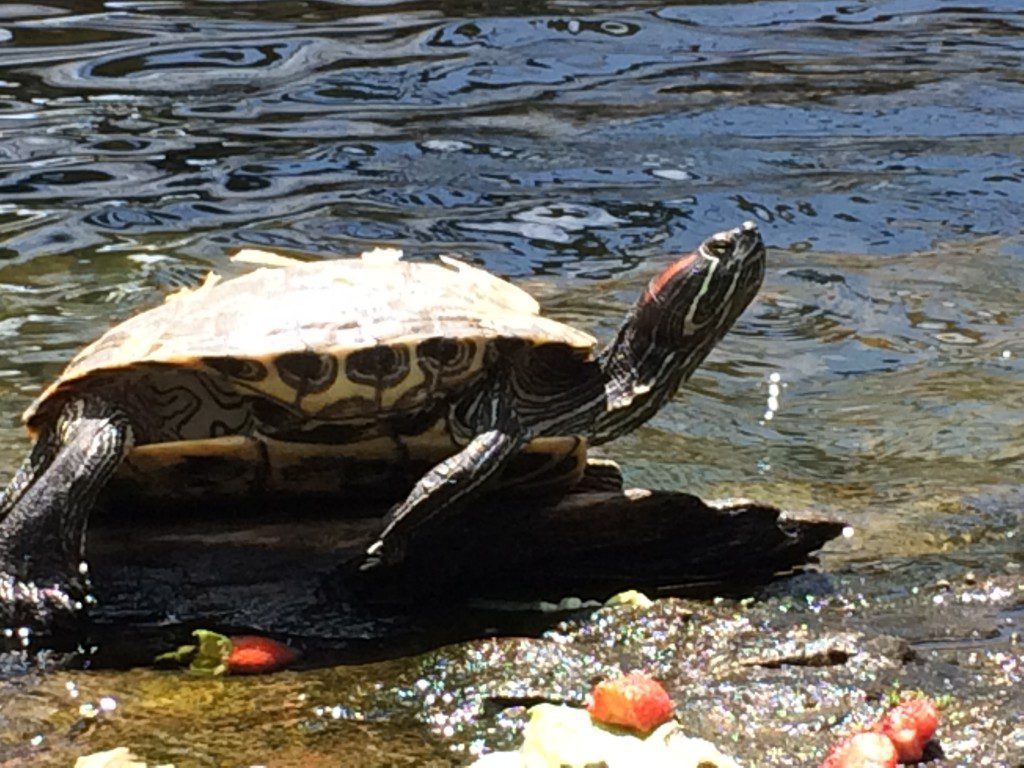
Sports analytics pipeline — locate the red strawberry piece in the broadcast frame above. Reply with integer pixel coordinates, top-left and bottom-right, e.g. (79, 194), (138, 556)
(872, 699), (940, 762)
(586, 671), (674, 733)
(819, 731), (899, 768)
(226, 635), (298, 675)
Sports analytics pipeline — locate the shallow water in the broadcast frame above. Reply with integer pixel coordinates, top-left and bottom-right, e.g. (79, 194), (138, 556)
(0, 0), (1021, 764)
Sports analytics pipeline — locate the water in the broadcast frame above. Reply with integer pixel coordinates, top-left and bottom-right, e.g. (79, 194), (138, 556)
(0, 0), (1021, 763)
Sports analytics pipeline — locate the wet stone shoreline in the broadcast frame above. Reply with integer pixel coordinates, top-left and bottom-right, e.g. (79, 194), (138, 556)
(0, 494), (1020, 767)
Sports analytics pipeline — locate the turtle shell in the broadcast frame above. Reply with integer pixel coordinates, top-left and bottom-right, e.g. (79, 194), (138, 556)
(23, 249), (596, 501)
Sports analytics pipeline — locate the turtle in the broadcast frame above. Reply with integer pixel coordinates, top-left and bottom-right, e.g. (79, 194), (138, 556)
(0, 222), (765, 629)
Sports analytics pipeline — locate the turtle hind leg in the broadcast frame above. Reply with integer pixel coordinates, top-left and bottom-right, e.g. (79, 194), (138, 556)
(0, 398), (133, 631)
(0, 425), (61, 520)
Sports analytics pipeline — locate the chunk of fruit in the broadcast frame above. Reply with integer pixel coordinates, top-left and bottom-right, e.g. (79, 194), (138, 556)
(226, 635), (299, 675)
(586, 671), (674, 733)
(819, 731), (898, 768)
(872, 698), (940, 762)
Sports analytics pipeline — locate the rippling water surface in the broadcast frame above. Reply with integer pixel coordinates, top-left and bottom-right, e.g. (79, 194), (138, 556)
(0, 0), (1021, 761)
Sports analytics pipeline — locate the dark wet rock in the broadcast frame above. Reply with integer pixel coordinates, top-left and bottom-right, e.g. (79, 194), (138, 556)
(48, 481), (841, 652)
(347, 489), (844, 601)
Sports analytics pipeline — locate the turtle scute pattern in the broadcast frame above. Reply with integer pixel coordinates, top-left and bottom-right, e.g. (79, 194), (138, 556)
(23, 250), (597, 451)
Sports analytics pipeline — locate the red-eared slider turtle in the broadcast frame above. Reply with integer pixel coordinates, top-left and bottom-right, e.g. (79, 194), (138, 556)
(0, 223), (765, 628)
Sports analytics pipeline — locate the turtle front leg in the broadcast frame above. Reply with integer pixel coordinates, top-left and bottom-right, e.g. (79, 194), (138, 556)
(360, 428), (526, 571)
(0, 398), (133, 632)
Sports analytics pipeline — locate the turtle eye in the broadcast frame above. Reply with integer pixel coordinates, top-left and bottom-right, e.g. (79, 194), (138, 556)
(706, 238), (731, 258)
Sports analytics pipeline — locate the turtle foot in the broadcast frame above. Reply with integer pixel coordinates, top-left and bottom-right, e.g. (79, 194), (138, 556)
(356, 552), (383, 573)
(321, 537), (410, 602)
(0, 571), (86, 643)
(362, 533), (408, 569)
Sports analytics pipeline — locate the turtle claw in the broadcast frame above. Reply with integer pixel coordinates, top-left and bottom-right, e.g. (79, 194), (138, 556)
(351, 538), (387, 573)
(361, 532), (408, 570)
(0, 571), (85, 642)
(357, 552), (383, 573)
(334, 537), (408, 592)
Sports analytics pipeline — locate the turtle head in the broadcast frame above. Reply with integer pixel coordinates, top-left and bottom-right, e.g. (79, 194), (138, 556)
(639, 221), (765, 347)
(593, 222), (765, 441)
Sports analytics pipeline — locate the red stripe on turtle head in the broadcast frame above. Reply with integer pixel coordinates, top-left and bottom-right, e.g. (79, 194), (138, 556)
(642, 253), (699, 305)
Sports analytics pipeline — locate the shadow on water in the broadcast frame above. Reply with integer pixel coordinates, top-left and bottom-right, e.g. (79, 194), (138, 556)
(0, 0), (1022, 765)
